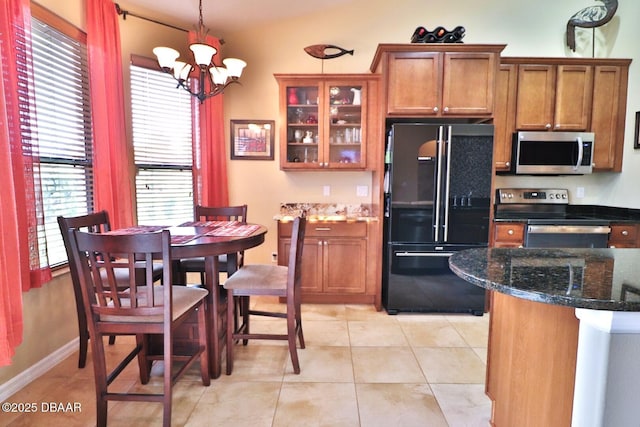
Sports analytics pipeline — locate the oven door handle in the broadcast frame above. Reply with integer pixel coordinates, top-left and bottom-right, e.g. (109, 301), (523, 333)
(527, 225), (611, 234)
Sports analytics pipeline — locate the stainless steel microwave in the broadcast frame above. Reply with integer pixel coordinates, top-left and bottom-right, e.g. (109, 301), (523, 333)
(510, 131), (595, 175)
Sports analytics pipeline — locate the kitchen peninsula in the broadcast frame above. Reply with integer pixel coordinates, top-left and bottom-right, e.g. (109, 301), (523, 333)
(449, 248), (640, 427)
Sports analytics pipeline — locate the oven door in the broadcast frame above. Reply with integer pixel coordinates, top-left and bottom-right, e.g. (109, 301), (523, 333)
(525, 225), (611, 248)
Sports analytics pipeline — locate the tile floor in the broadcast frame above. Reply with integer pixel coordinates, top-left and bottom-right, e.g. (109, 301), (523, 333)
(0, 297), (491, 426)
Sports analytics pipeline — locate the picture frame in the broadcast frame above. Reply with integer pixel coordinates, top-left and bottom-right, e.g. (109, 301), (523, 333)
(230, 120), (275, 160)
(635, 111), (640, 149)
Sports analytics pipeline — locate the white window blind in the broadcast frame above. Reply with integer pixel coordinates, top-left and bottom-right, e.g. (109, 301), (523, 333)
(130, 64), (194, 225)
(30, 17), (93, 267)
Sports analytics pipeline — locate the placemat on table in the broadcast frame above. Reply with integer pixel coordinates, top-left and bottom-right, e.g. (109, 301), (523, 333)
(204, 224), (261, 237)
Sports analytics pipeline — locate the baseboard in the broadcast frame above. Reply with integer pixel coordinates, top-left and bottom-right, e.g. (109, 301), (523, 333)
(0, 338), (78, 402)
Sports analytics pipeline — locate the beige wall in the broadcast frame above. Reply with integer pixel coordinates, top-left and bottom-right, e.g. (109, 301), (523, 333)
(2, 0), (639, 384)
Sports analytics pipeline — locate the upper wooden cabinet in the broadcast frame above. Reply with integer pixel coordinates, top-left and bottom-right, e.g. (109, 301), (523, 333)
(515, 63), (593, 131)
(370, 44), (505, 117)
(496, 57), (631, 172)
(274, 74), (380, 171)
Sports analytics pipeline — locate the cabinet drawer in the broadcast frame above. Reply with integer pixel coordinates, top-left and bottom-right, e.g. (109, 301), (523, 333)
(494, 223), (525, 243)
(608, 224), (638, 246)
(279, 221), (367, 238)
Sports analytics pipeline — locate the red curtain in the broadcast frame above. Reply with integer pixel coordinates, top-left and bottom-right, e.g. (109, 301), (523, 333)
(0, 0), (50, 366)
(190, 32), (229, 207)
(86, 0), (134, 229)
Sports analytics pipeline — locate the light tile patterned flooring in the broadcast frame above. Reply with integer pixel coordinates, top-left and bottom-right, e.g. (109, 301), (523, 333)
(0, 297), (491, 426)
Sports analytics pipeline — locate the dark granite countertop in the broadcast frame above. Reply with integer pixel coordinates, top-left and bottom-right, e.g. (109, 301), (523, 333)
(449, 248), (640, 311)
(494, 205), (640, 223)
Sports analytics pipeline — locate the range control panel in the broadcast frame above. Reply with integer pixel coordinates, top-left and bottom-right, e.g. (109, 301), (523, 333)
(496, 188), (569, 204)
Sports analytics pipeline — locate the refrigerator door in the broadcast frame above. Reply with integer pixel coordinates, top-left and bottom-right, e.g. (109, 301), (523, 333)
(441, 124), (494, 245)
(388, 124), (442, 243)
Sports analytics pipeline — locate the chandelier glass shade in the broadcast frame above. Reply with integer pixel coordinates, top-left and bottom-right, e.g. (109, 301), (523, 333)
(153, 0), (246, 102)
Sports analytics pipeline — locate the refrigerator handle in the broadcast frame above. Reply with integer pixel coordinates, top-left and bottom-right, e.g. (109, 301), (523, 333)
(443, 125), (453, 241)
(434, 126), (444, 242)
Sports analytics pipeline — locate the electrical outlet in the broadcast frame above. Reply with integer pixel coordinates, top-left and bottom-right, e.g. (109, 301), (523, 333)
(323, 185), (331, 196)
(576, 187), (585, 198)
(356, 185), (369, 197)
(271, 252), (277, 263)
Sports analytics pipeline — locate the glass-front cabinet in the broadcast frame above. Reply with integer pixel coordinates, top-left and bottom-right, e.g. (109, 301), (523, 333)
(275, 74), (379, 170)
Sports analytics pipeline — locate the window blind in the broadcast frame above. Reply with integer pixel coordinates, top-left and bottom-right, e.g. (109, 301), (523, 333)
(130, 64), (194, 226)
(30, 17), (93, 267)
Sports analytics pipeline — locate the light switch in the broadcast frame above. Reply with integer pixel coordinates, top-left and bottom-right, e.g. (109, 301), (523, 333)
(356, 185), (369, 197)
(323, 185), (330, 196)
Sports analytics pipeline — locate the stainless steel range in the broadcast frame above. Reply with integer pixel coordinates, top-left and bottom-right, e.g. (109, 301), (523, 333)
(495, 188), (611, 248)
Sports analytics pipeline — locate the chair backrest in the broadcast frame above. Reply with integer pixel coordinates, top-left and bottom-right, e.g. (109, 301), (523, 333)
(57, 212), (113, 315)
(286, 213), (307, 300)
(71, 230), (172, 321)
(195, 204), (247, 223)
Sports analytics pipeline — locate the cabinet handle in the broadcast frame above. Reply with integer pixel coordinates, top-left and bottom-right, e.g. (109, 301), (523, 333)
(545, 123), (552, 129)
(324, 241), (328, 246)
(433, 107), (439, 113)
(505, 162), (510, 167)
(318, 241), (323, 246)
(315, 227), (331, 231)
(622, 230), (629, 236)
(508, 229), (514, 235)
(443, 107), (449, 112)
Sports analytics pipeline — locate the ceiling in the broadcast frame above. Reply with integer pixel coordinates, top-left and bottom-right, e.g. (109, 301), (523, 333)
(118, 0), (355, 35)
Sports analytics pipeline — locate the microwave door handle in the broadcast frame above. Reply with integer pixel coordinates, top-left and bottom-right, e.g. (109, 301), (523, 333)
(442, 125), (453, 242)
(574, 136), (583, 171)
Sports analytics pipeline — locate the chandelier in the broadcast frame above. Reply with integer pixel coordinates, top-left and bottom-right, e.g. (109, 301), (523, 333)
(153, 0), (246, 103)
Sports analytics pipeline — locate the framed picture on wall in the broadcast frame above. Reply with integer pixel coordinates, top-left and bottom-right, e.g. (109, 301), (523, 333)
(230, 119), (275, 160)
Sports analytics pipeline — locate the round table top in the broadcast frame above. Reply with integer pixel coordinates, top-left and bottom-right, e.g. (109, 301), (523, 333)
(167, 224), (267, 259)
(449, 247), (640, 311)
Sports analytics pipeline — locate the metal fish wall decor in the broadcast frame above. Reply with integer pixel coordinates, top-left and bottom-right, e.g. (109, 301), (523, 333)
(304, 44), (354, 60)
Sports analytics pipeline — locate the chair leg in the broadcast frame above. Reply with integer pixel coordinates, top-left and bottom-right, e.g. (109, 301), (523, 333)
(241, 296), (250, 345)
(108, 335), (116, 345)
(295, 300), (305, 349)
(91, 334), (108, 427)
(197, 302), (211, 385)
(162, 328), (172, 427)
(78, 327), (89, 369)
(225, 291), (235, 375)
(136, 334), (152, 384)
(78, 307), (89, 369)
(287, 311), (300, 374)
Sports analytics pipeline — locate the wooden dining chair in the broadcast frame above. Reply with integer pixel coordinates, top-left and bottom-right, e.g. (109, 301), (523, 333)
(58, 211), (162, 368)
(178, 204), (248, 284)
(223, 213), (307, 375)
(70, 229), (210, 427)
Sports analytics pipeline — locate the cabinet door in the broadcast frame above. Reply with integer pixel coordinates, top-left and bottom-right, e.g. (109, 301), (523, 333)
(323, 80), (366, 169)
(493, 64), (517, 171)
(386, 51), (441, 116)
(442, 52), (497, 116)
(323, 238), (367, 294)
(515, 64), (555, 130)
(281, 82), (322, 169)
(280, 237), (324, 293)
(554, 65), (592, 131)
(591, 65), (625, 171)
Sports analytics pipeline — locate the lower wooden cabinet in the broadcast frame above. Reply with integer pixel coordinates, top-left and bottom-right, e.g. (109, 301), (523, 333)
(608, 223), (639, 248)
(492, 222), (525, 247)
(278, 221), (379, 305)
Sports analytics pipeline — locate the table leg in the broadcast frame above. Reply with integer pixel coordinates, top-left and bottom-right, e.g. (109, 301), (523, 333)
(204, 255), (222, 378)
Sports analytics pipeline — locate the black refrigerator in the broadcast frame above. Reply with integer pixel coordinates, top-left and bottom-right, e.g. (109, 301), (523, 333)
(382, 123), (494, 315)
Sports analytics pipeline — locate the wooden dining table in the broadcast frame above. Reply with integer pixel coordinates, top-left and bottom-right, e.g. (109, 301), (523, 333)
(110, 221), (268, 378)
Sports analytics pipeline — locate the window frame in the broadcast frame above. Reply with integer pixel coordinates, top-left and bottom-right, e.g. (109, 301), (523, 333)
(30, 4), (94, 268)
(129, 55), (196, 226)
